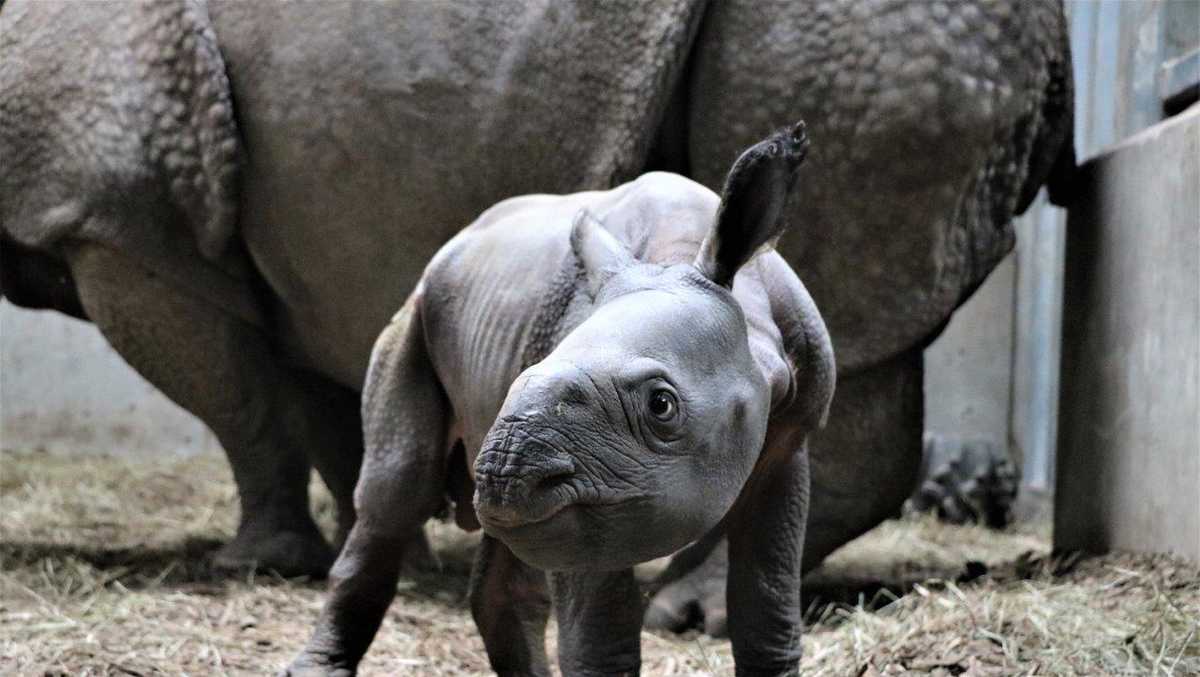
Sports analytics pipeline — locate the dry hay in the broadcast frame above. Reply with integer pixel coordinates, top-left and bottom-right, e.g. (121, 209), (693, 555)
(1, 449), (1197, 676)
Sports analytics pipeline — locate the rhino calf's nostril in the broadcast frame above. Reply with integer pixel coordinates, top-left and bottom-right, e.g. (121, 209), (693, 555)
(539, 455), (575, 481)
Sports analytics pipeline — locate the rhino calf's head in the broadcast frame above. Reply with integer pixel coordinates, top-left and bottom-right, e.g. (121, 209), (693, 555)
(475, 122), (810, 571)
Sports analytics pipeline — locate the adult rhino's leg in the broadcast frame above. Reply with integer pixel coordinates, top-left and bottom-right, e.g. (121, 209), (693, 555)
(647, 349), (923, 634)
(283, 370), (364, 548)
(66, 243), (336, 576)
(469, 535), (552, 677)
(802, 348), (923, 566)
(288, 299), (448, 675)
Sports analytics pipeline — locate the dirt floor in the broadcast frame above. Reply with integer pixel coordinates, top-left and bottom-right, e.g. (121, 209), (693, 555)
(1, 450), (1197, 676)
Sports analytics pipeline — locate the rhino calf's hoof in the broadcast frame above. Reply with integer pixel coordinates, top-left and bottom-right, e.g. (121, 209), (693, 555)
(280, 655), (355, 677)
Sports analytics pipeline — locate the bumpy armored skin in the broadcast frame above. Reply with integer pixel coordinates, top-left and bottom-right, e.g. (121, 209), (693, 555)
(688, 0), (1074, 370)
(0, 0), (1073, 599)
(288, 127), (833, 675)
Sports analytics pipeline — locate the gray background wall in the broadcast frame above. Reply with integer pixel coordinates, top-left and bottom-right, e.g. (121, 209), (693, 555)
(1, 301), (218, 456)
(923, 198), (1064, 493)
(924, 256), (1016, 447)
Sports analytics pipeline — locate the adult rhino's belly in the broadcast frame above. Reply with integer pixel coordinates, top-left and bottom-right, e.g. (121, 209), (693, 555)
(241, 199), (453, 390)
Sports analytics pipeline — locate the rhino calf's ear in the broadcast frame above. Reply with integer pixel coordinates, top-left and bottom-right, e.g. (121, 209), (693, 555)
(694, 121), (809, 287)
(571, 209), (636, 298)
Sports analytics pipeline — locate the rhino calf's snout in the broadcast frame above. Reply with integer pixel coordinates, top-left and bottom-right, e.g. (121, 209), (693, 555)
(474, 444), (576, 528)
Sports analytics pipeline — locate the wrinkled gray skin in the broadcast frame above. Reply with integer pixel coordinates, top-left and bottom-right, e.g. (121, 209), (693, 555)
(0, 0), (1074, 635)
(288, 124), (832, 677)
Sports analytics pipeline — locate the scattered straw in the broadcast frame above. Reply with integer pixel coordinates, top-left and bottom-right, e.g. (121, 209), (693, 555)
(1, 450), (1196, 675)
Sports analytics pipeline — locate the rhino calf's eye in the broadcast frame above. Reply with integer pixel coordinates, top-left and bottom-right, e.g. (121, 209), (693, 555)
(649, 389), (677, 421)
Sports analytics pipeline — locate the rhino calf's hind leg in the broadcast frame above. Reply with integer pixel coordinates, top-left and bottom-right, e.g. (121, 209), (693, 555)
(643, 538), (729, 637)
(66, 243), (337, 576)
(289, 299), (450, 675)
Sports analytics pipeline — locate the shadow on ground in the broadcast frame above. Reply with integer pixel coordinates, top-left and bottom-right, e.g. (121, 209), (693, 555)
(1, 534), (477, 608)
(1, 524), (1050, 623)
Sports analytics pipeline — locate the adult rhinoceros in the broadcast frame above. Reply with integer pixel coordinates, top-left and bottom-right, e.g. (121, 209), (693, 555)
(0, 0), (1073, 630)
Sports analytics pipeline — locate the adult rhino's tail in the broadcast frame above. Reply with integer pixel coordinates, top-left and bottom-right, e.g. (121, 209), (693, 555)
(140, 0), (244, 260)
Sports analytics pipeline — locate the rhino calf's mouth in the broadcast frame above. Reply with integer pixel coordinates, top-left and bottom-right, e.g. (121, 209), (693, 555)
(473, 408), (663, 569)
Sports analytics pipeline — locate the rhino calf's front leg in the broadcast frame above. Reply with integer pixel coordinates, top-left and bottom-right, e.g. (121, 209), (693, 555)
(552, 569), (644, 677)
(726, 436), (811, 677)
(470, 535), (553, 677)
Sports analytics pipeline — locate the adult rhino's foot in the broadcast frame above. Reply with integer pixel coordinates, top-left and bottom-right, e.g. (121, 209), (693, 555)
(644, 539), (729, 637)
(214, 517), (335, 578)
(906, 433), (1018, 529)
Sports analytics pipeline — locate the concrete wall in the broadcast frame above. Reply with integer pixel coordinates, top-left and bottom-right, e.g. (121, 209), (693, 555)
(0, 301), (218, 456)
(1054, 105), (1200, 562)
(924, 255), (1016, 447)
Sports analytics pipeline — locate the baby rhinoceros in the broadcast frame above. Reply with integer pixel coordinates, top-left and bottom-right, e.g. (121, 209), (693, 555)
(287, 122), (835, 677)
